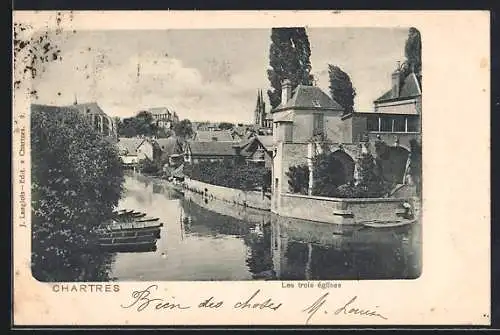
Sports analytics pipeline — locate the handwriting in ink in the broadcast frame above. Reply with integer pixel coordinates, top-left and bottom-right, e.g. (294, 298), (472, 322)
(120, 285), (191, 312)
(233, 289), (282, 311)
(302, 294), (388, 324)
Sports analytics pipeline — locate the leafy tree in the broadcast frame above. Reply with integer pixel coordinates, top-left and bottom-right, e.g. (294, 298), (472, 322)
(117, 111), (158, 138)
(31, 104), (124, 281)
(404, 27), (422, 77)
(173, 119), (194, 140)
(286, 164), (309, 195)
(311, 152), (349, 197)
(267, 27), (314, 109)
(328, 65), (356, 115)
(354, 151), (387, 197)
(218, 122), (234, 130)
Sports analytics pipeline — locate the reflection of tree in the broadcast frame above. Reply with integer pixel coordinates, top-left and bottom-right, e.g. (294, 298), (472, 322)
(243, 222), (274, 279)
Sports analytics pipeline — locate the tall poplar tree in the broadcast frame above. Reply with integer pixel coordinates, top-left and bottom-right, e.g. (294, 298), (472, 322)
(267, 27), (314, 109)
(328, 65), (356, 115)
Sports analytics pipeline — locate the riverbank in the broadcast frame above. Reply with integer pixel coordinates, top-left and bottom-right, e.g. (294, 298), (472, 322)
(182, 178), (271, 211)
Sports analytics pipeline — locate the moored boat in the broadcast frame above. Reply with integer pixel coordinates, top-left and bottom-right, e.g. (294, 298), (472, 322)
(360, 219), (416, 229)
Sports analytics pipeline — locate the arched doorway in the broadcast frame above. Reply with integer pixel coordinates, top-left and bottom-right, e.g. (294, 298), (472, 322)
(377, 146), (410, 184)
(330, 150), (356, 185)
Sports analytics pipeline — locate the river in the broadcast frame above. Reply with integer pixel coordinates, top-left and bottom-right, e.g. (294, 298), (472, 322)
(106, 172), (422, 281)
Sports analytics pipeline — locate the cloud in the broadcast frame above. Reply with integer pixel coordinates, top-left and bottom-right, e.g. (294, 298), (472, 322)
(32, 46), (260, 123)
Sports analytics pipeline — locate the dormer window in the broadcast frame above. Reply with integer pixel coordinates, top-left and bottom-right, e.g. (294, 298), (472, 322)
(312, 99), (321, 107)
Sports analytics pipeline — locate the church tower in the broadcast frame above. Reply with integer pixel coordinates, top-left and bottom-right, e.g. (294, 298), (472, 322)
(254, 89), (266, 127)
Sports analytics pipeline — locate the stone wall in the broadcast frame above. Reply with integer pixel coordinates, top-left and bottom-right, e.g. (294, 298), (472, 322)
(278, 193), (410, 225)
(183, 178), (270, 211)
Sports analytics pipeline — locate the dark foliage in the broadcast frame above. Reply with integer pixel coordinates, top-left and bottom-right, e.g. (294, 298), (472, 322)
(286, 164), (309, 195)
(184, 160), (270, 191)
(267, 27), (314, 109)
(117, 111), (159, 138)
(31, 105), (124, 281)
(173, 119), (194, 140)
(328, 65), (356, 115)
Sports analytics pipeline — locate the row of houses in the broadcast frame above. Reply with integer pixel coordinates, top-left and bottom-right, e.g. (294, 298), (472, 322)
(117, 133), (274, 170)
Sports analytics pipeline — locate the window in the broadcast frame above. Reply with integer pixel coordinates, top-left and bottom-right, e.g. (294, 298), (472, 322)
(393, 115), (406, 132)
(367, 115), (379, 131)
(312, 99), (321, 107)
(407, 115), (419, 132)
(380, 116), (392, 132)
(313, 113), (324, 136)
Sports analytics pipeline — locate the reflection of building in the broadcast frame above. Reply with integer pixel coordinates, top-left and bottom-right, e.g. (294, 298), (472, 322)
(68, 100), (117, 138)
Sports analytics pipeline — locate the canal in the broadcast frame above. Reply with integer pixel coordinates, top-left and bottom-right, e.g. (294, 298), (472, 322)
(107, 172), (422, 281)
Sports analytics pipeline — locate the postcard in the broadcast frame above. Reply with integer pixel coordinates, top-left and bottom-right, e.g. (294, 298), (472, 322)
(12, 10), (490, 326)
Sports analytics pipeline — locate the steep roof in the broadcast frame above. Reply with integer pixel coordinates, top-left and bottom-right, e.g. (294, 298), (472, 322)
(255, 135), (273, 151)
(116, 138), (145, 156)
(375, 72), (422, 103)
(155, 137), (183, 155)
(69, 102), (108, 116)
(187, 141), (238, 156)
(275, 85), (344, 111)
(194, 130), (234, 142)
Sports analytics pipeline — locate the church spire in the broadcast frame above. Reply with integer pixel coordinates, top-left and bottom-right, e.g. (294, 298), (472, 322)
(73, 93), (78, 105)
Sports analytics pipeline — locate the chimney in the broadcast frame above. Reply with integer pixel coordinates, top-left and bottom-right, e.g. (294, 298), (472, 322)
(391, 61), (401, 98)
(281, 79), (292, 104)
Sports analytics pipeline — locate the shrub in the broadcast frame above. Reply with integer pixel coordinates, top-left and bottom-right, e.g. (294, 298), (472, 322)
(31, 105), (124, 281)
(286, 164), (309, 194)
(184, 160), (270, 191)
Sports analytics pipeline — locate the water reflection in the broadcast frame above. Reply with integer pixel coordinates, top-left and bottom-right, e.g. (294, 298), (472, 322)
(105, 173), (421, 281)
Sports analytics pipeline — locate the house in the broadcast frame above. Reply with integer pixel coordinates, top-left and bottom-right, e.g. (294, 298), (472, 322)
(116, 138), (143, 165)
(68, 100), (117, 138)
(184, 141), (239, 164)
(193, 130), (235, 142)
(271, 79), (345, 144)
(155, 137), (185, 167)
(237, 135), (274, 168)
(116, 137), (161, 164)
(352, 62), (422, 148)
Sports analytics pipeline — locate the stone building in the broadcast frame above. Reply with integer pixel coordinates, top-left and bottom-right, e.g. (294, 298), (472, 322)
(270, 62), (421, 214)
(146, 107), (179, 129)
(68, 100), (117, 138)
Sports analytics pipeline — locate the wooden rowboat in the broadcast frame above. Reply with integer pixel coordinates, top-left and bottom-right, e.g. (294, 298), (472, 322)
(135, 217), (160, 223)
(98, 240), (157, 252)
(360, 219), (416, 229)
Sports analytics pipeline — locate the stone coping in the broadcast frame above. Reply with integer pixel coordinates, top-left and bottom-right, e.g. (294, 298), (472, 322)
(282, 192), (409, 203)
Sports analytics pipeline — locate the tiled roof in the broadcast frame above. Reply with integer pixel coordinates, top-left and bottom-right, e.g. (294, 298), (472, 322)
(69, 102), (108, 116)
(116, 138), (145, 156)
(155, 137), (183, 155)
(273, 110), (294, 122)
(194, 130), (235, 142)
(187, 141), (238, 156)
(275, 85), (344, 111)
(375, 72), (422, 103)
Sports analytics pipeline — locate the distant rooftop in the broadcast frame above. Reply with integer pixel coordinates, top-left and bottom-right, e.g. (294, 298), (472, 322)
(375, 72), (422, 103)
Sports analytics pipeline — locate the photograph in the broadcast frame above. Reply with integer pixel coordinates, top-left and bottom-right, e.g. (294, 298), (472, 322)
(22, 26), (423, 282)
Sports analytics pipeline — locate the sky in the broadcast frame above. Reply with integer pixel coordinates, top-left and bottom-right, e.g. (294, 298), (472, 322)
(31, 28), (409, 123)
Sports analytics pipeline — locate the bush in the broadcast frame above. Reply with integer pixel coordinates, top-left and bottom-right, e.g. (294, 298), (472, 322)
(184, 160), (270, 191)
(31, 105), (124, 281)
(286, 164), (309, 194)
